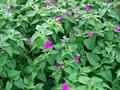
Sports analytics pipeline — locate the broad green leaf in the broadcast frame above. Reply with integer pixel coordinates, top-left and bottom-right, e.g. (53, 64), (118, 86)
(107, 9), (120, 20)
(84, 38), (91, 49)
(68, 72), (77, 83)
(37, 70), (46, 82)
(35, 38), (43, 49)
(0, 53), (8, 65)
(7, 70), (20, 77)
(36, 83), (44, 89)
(6, 81), (12, 90)
(31, 72), (37, 81)
(96, 70), (112, 82)
(78, 76), (90, 85)
(26, 10), (36, 17)
(0, 19), (5, 29)
(86, 52), (100, 66)
(45, 30), (53, 35)
(3, 46), (12, 57)
(48, 66), (56, 71)
(14, 77), (25, 89)
(55, 73), (61, 83)
(6, 59), (16, 69)
(77, 85), (87, 90)
(92, 45), (101, 54)
(105, 31), (114, 40)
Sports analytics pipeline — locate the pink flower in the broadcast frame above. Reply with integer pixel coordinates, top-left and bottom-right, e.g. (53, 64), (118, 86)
(66, 12), (72, 16)
(62, 83), (69, 90)
(118, 7), (120, 12)
(44, 2), (51, 7)
(78, 14), (81, 17)
(88, 32), (93, 37)
(55, 63), (61, 67)
(5, 7), (12, 11)
(27, 39), (31, 44)
(85, 6), (91, 11)
(72, 4), (78, 8)
(74, 56), (79, 61)
(105, 0), (109, 3)
(44, 40), (52, 48)
(114, 26), (120, 32)
(51, 1), (56, 5)
(55, 15), (61, 19)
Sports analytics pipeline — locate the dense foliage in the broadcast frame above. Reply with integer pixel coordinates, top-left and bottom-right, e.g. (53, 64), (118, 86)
(0, 0), (120, 90)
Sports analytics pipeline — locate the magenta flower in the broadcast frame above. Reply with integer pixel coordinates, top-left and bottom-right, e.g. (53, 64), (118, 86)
(55, 63), (61, 67)
(27, 39), (31, 44)
(66, 12), (72, 16)
(84, 45), (87, 51)
(44, 2), (51, 7)
(62, 83), (69, 90)
(5, 7), (12, 11)
(44, 40), (52, 48)
(51, 1), (56, 5)
(88, 32), (93, 37)
(114, 26), (120, 32)
(85, 6), (91, 11)
(55, 15), (61, 22)
(74, 56), (79, 61)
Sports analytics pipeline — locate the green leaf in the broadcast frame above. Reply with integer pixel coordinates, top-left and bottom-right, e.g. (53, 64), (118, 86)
(79, 19), (87, 27)
(7, 70), (20, 77)
(47, 55), (55, 65)
(0, 66), (3, 73)
(0, 53), (8, 65)
(37, 70), (46, 82)
(35, 38), (43, 49)
(6, 59), (16, 69)
(63, 66), (72, 74)
(6, 81), (12, 90)
(14, 77), (25, 89)
(40, 10), (50, 16)
(77, 85), (87, 90)
(32, 19), (39, 24)
(31, 72), (37, 81)
(97, 70), (112, 82)
(91, 77), (103, 85)
(3, 46), (12, 57)
(86, 52), (100, 66)
(36, 83), (44, 89)
(62, 49), (67, 57)
(68, 72), (77, 83)
(0, 19), (5, 29)
(105, 31), (114, 40)
(45, 30), (53, 35)
(84, 38), (91, 49)
(55, 73), (61, 83)
(26, 10), (36, 17)
(92, 45), (101, 54)
(107, 9), (120, 20)
(78, 76), (90, 85)
(48, 66), (56, 71)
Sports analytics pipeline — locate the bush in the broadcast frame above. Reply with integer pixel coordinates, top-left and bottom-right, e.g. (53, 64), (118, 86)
(0, 0), (120, 90)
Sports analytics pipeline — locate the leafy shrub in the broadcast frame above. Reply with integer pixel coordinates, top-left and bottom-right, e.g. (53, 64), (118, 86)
(0, 0), (120, 90)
